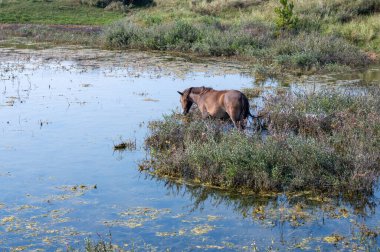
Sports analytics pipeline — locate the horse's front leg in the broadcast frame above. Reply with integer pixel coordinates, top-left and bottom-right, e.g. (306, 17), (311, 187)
(199, 106), (209, 119)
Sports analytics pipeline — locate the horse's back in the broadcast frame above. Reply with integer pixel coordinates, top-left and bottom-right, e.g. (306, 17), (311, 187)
(222, 90), (247, 106)
(223, 90), (244, 100)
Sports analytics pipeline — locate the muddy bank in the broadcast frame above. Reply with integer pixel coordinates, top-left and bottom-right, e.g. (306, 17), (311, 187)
(0, 46), (251, 77)
(1, 46), (379, 87)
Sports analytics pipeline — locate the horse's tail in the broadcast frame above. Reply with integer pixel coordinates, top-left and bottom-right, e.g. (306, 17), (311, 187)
(241, 93), (267, 119)
(240, 94), (250, 120)
(243, 96), (266, 119)
(248, 111), (267, 119)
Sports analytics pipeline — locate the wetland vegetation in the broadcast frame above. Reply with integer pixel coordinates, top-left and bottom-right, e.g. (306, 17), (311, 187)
(143, 86), (380, 194)
(1, 0), (379, 72)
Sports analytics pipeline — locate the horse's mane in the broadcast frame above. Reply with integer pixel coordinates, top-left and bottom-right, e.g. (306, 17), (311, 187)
(188, 86), (213, 96)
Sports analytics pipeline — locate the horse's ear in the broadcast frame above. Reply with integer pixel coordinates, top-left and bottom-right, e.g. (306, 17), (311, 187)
(177, 91), (183, 96)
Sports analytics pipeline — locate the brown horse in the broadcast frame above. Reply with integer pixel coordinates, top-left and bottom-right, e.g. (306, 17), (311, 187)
(177, 86), (254, 129)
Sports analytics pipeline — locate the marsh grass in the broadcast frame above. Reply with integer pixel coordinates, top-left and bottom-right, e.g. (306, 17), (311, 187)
(274, 33), (370, 69)
(1, 0), (378, 72)
(104, 20), (370, 70)
(143, 87), (380, 194)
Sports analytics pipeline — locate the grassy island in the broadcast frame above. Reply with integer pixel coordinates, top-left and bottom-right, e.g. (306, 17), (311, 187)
(143, 87), (380, 194)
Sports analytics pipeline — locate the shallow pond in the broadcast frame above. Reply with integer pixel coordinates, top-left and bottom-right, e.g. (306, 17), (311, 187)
(0, 47), (379, 251)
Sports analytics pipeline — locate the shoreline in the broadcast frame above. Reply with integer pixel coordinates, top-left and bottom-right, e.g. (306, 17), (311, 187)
(1, 23), (378, 76)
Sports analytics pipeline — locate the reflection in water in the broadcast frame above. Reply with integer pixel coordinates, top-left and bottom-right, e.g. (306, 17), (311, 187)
(155, 175), (380, 250)
(156, 174), (379, 219)
(333, 66), (380, 86)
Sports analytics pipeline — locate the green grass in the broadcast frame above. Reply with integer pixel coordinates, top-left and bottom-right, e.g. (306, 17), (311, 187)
(0, 0), (123, 25)
(143, 86), (380, 194)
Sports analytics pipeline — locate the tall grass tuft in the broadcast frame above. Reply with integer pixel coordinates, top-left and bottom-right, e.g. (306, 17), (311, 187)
(190, 0), (264, 15)
(274, 32), (369, 69)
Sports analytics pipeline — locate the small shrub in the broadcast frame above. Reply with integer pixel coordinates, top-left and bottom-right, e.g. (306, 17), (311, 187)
(274, 33), (369, 69)
(105, 22), (140, 48)
(274, 0), (299, 31)
(164, 21), (202, 50)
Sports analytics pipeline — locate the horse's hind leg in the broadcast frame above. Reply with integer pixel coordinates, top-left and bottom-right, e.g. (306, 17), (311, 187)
(231, 119), (245, 130)
(239, 118), (247, 130)
(228, 112), (243, 130)
(228, 115), (236, 127)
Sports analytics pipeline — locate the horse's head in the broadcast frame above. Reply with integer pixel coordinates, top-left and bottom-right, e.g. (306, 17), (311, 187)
(177, 88), (193, 115)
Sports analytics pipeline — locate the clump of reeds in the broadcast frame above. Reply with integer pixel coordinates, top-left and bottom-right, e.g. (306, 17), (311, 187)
(113, 138), (137, 151)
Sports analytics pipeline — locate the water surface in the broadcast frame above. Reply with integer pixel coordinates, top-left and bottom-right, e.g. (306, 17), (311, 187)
(0, 47), (379, 251)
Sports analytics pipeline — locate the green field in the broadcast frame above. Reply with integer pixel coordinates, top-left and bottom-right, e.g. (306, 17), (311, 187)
(0, 0), (123, 25)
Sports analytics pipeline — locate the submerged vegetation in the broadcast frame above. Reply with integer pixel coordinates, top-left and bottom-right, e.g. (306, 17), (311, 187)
(143, 87), (380, 194)
(113, 138), (137, 151)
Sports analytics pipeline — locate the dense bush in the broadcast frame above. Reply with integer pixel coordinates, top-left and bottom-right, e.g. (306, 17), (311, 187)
(143, 88), (380, 193)
(274, 33), (369, 69)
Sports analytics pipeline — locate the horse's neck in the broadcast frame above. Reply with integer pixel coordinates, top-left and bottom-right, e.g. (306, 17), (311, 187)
(189, 92), (202, 104)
